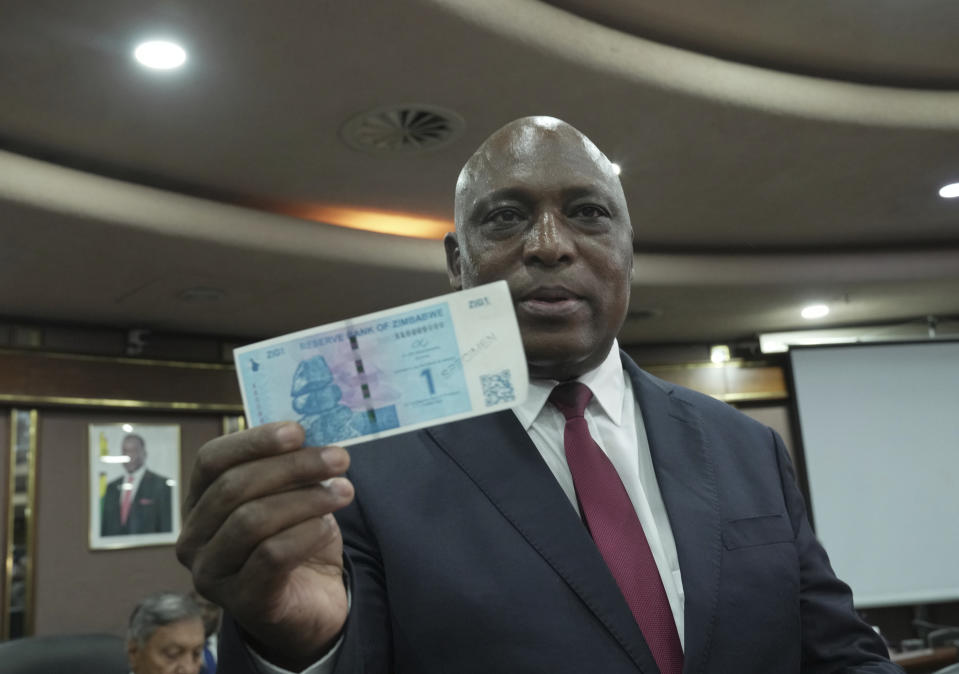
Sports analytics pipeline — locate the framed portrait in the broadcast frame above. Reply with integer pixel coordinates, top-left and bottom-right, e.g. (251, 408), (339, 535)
(88, 423), (181, 550)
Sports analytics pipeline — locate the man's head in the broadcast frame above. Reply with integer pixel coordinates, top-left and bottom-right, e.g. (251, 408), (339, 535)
(122, 434), (147, 474)
(127, 592), (205, 674)
(446, 116), (634, 381)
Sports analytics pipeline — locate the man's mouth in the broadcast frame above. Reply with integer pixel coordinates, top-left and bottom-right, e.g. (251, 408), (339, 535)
(517, 286), (586, 317)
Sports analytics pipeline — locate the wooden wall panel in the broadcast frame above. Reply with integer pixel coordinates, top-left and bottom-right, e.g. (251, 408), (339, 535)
(32, 410), (220, 636)
(0, 349), (241, 411)
(641, 362), (787, 402)
(0, 410), (9, 630)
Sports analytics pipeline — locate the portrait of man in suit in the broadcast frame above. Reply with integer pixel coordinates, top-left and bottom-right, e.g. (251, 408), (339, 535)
(101, 433), (173, 537)
(177, 117), (904, 673)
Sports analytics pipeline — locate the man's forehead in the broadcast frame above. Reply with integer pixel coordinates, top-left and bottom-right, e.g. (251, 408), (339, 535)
(460, 118), (613, 196)
(150, 617), (204, 641)
(478, 118), (602, 169)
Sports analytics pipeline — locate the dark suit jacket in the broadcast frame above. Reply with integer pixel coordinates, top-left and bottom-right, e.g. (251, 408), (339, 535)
(221, 354), (903, 673)
(101, 469), (173, 536)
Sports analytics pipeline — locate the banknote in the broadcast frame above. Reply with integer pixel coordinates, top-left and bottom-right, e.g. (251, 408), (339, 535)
(234, 281), (528, 447)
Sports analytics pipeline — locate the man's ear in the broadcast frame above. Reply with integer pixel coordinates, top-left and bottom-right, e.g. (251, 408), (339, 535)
(127, 639), (139, 668)
(444, 232), (463, 290)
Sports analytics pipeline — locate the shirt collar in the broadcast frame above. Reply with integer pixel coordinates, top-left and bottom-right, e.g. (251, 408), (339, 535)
(125, 464), (146, 482)
(513, 339), (625, 430)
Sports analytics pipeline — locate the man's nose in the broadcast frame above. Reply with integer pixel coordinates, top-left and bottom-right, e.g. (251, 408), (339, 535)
(523, 210), (575, 266)
(172, 658), (199, 674)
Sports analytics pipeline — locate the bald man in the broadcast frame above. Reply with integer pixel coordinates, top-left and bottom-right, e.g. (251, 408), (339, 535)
(178, 117), (902, 673)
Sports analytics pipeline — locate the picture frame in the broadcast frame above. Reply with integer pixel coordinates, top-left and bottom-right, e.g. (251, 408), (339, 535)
(88, 423), (181, 550)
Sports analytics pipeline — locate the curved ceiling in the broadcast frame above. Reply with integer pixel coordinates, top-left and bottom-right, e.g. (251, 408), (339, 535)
(544, 0), (959, 88)
(0, 0), (957, 346)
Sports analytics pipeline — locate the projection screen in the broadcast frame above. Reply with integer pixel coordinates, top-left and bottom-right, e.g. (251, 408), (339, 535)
(790, 341), (959, 607)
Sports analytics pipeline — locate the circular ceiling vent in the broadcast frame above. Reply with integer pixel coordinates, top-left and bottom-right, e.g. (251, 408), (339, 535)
(340, 105), (465, 156)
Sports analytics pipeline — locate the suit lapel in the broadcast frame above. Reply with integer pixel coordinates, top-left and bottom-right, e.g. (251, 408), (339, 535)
(625, 358), (722, 674)
(428, 411), (659, 673)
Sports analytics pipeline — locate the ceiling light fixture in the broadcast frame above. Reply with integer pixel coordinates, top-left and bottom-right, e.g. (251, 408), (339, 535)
(134, 40), (187, 70)
(801, 304), (830, 320)
(939, 182), (959, 199)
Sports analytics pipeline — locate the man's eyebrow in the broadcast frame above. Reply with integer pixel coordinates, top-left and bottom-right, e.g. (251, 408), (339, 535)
(562, 185), (615, 202)
(467, 187), (534, 221)
(468, 184), (615, 219)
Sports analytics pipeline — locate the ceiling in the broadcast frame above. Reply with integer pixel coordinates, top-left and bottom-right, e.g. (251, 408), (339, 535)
(1, 0), (958, 351)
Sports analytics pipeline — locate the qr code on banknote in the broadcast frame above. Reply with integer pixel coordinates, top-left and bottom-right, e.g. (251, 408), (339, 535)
(480, 369), (515, 406)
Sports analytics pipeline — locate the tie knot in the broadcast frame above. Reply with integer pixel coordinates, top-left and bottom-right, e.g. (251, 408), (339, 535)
(549, 382), (593, 420)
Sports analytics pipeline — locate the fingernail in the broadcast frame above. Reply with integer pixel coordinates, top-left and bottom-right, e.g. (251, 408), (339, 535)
(275, 422), (301, 448)
(320, 446), (347, 469)
(329, 477), (353, 499)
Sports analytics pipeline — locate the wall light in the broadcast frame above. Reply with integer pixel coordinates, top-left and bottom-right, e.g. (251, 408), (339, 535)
(801, 304), (830, 320)
(611, 163), (622, 176)
(710, 345), (731, 363)
(939, 182), (959, 199)
(296, 205), (453, 240)
(134, 40), (187, 70)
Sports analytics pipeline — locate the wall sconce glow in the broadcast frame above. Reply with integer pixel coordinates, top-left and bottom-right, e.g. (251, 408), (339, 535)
(939, 182), (959, 198)
(710, 345), (731, 364)
(611, 163), (622, 176)
(801, 304), (830, 319)
(134, 40), (187, 70)
(296, 205), (454, 239)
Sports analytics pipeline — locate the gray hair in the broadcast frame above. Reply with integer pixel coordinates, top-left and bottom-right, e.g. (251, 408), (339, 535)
(127, 592), (202, 646)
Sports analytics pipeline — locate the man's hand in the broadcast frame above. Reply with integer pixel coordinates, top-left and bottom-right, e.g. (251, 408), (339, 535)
(176, 421), (354, 670)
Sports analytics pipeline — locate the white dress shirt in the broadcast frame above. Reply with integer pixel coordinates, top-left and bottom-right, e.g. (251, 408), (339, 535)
(513, 339), (686, 648)
(252, 340), (685, 673)
(119, 464), (147, 507)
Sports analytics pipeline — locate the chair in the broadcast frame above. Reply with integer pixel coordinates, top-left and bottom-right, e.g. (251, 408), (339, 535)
(0, 633), (128, 674)
(929, 628), (959, 648)
(931, 663), (959, 674)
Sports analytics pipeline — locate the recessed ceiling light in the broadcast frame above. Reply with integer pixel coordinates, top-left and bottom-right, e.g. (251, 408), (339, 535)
(801, 304), (830, 320)
(611, 163), (622, 176)
(939, 182), (959, 199)
(134, 40), (187, 70)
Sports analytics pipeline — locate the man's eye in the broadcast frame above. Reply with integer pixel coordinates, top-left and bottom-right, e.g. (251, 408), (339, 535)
(486, 209), (524, 226)
(572, 204), (609, 218)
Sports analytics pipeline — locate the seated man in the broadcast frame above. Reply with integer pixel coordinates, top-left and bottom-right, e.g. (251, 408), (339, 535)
(127, 592), (206, 674)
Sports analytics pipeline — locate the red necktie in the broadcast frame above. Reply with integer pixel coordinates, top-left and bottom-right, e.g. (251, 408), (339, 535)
(550, 382), (683, 674)
(120, 475), (134, 526)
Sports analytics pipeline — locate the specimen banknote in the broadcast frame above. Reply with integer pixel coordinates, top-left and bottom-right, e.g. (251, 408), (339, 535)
(234, 281), (528, 446)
